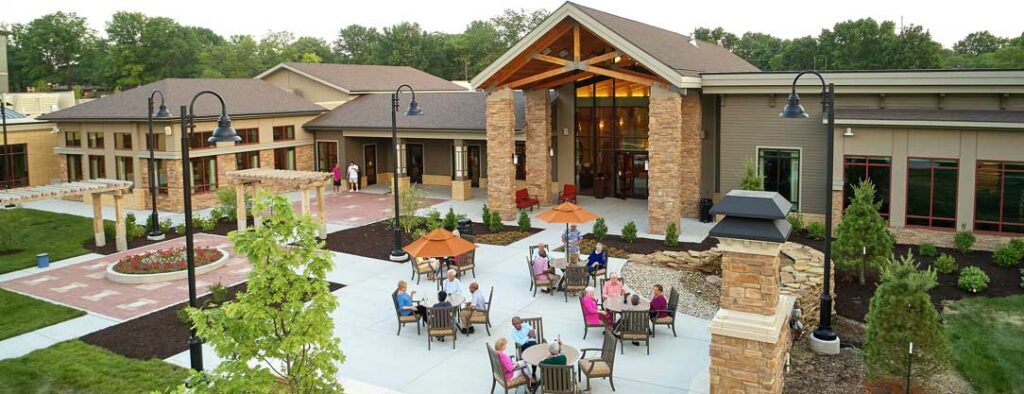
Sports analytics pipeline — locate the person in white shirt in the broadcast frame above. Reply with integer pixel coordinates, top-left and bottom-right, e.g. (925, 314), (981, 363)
(442, 269), (462, 297)
(460, 282), (487, 334)
(346, 161), (360, 192)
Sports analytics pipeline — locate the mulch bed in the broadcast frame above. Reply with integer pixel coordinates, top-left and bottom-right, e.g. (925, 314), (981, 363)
(557, 233), (719, 258)
(323, 220), (541, 261)
(84, 218), (247, 255)
(81, 281), (343, 360)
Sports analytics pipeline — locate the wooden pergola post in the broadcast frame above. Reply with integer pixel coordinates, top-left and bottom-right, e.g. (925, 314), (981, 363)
(0, 179), (133, 251)
(252, 183), (263, 229)
(92, 192), (105, 247)
(235, 181), (247, 232)
(301, 188), (311, 217)
(316, 183), (327, 238)
(113, 191), (127, 252)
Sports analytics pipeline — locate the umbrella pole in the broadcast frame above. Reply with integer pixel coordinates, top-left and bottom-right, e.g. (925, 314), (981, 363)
(565, 223), (570, 263)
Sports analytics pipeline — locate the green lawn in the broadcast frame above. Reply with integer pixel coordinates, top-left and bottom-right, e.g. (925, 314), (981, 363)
(0, 340), (188, 393)
(944, 295), (1024, 394)
(0, 208), (96, 274)
(0, 289), (86, 340)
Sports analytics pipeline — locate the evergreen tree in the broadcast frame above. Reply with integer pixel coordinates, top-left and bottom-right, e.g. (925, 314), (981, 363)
(864, 253), (951, 382)
(739, 158), (763, 191)
(833, 179), (894, 285)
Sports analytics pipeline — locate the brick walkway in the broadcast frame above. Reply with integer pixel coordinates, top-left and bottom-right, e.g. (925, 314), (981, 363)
(0, 234), (248, 320)
(295, 191), (444, 228)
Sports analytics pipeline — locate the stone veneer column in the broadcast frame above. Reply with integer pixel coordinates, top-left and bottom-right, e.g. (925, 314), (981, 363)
(679, 94), (703, 218)
(647, 86), (683, 234)
(296, 145), (314, 171)
(709, 239), (795, 393)
(216, 154), (236, 178)
(525, 89), (553, 206)
(451, 140), (473, 201)
(486, 88), (516, 220)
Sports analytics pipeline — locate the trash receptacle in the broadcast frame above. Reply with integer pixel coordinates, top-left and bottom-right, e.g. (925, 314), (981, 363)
(699, 198), (714, 223)
(36, 253), (50, 268)
(457, 218), (474, 236)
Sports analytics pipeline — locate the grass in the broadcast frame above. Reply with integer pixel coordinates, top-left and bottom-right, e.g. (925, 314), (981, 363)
(0, 208), (96, 274)
(0, 340), (188, 393)
(943, 295), (1024, 393)
(0, 289), (85, 340)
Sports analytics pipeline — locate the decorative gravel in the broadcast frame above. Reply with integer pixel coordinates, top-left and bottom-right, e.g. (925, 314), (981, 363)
(621, 261), (721, 320)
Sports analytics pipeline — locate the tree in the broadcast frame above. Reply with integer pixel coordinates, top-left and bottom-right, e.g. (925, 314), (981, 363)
(768, 36), (820, 71)
(732, 32), (784, 70)
(692, 27), (738, 49)
(739, 158), (763, 191)
(833, 179), (894, 285)
(449, 20), (505, 80)
(13, 12), (98, 88)
(490, 8), (549, 48)
(186, 192), (344, 393)
(954, 31), (1006, 56)
(864, 253), (951, 382)
(889, 24), (943, 69)
(333, 24), (382, 64)
(291, 36), (338, 63)
(200, 35), (263, 78)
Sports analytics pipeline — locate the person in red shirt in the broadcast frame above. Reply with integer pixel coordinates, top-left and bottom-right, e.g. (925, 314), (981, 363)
(649, 284), (669, 319)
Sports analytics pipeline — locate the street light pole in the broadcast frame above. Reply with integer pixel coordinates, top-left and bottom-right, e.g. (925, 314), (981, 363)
(779, 71), (840, 353)
(146, 91), (171, 240)
(1, 93), (10, 190)
(388, 84), (422, 261)
(179, 91), (240, 371)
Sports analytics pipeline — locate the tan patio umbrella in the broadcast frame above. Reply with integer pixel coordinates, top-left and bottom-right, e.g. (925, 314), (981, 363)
(403, 228), (477, 259)
(537, 203), (599, 259)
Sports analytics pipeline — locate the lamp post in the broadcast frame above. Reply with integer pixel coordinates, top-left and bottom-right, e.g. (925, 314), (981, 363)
(179, 91), (240, 370)
(389, 84), (422, 261)
(1, 93), (10, 190)
(146, 91), (172, 240)
(779, 70), (840, 353)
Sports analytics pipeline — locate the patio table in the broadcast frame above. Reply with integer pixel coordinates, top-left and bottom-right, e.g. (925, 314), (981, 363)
(521, 342), (581, 366)
(550, 257), (582, 270)
(603, 296), (650, 313)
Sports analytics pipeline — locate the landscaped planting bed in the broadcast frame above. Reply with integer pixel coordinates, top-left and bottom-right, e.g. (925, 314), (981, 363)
(111, 246), (223, 274)
(86, 217), (247, 255)
(324, 219), (541, 260)
(556, 233), (718, 258)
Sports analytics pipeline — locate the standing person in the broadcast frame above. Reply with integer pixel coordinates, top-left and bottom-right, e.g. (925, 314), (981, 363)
(562, 224), (582, 262)
(346, 161), (360, 192)
(331, 163), (343, 193)
(460, 282), (487, 334)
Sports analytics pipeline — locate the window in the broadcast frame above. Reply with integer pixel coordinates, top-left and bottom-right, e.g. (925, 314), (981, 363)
(317, 141), (338, 172)
(115, 157), (134, 182)
(148, 159), (168, 194)
(236, 151), (260, 170)
(274, 147), (296, 170)
(843, 156), (892, 216)
(67, 155), (83, 181)
(87, 132), (104, 149)
(147, 133), (166, 151)
(189, 156), (217, 193)
(906, 158), (958, 228)
(272, 125), (295, 141)
(88, 156), (106, 179)
(235, 128), (259, 145)
(758, 148), (801, 209)
(0, 144), (29, 188)
(189, 131), (215, 149)
(975, 161), (1024, 234)
(515, 142), (526, 180)
(114, 133), (132, 150)
(65, 131), (81, 147)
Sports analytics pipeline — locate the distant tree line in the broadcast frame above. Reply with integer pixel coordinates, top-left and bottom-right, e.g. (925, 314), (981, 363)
(3, 11), (1022, 93)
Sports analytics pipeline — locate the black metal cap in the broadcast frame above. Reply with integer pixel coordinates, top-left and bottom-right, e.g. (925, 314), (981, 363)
(709, 190), (792, 220)
(709, 217), (792, 243)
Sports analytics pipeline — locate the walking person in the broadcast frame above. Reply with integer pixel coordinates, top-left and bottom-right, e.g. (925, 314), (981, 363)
(346, 161), (360, 192)
(331, 163), (342, 193)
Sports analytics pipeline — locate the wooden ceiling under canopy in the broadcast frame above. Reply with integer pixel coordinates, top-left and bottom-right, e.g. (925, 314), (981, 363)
(481, 18), (669, 91)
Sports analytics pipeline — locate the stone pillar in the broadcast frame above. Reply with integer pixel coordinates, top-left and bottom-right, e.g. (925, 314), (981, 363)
(647, 86), (683, 234)
(525, 89), (553, 206)
(114, 191), (127, 252)
(259, 150), (274, 170)
(92, 192), (105, 247)
(296, 144), (314, 171)
(679, 94), (703, 218)
(216, 153), (236, 178)
(486, 88), (517, 220)
(451, 140), (473, 201)
(235, 181), (247, 232)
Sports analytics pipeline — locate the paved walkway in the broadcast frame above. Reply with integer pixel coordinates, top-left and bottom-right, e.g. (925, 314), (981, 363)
(295, 191), (443, 230)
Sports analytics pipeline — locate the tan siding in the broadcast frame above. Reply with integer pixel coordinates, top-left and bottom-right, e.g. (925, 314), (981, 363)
(260, 69), (353, 105)
(836, 94), (880, 109)
(976, 130), (1024, 161)
(906, 129), (961, 158)
(1005, 95), (1024, 110)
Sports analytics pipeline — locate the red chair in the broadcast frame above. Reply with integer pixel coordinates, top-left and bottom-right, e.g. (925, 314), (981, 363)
(515, 188), (540, 211)
(559, 184), (577, 204)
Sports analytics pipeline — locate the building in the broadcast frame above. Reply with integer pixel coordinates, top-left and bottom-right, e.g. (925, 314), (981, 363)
(1, 107), (61, 188)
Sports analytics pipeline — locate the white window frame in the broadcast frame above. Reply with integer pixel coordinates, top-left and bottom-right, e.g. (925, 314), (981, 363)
(755, 145), (803, 211)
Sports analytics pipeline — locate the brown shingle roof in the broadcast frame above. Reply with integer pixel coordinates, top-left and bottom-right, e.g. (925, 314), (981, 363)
(273, 63), (468, 93)
(39, 79), (324, 121)
(304, 91), (530, 131)
(571, 2), (758, 76)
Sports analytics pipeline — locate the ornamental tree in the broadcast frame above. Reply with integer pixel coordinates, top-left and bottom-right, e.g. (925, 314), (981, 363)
(864, 253), (951, 382)
(186, 191), (345, 393)
(833, 179), (894, 285)
(739, 158), (763, 191)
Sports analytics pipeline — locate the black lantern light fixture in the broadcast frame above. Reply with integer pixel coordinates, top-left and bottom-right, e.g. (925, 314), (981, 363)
(779, 70), (840, 354)
(389, 84), (422, 261)
(146, 90), (172, 240)
(179, 91), (240, 371)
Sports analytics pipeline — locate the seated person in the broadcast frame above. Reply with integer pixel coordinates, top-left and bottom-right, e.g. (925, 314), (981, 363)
(586, 243), (608, 274)
(532, 249), (560, 294)
(395, 280), (426, 320)
(417, 257), (441, 280)
(539, 341), (567, 366)
(495, 337), (534, 386)
(431, 291), (453, 342)
(509, 316), (538, 352)
(460, 282), (487, 334)
(602, 273), (628, 301)
(581, 286), (613, 327)
(531, 242), (548, 260)
(649, 284), (670, 319)
(442, 269), (463, 297)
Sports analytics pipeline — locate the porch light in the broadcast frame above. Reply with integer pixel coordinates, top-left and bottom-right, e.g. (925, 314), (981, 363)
(844, 128), (854, 137)
(404, 98), (422, 116)
(549, 148), (554, 157)
(209, 112), (240, 143)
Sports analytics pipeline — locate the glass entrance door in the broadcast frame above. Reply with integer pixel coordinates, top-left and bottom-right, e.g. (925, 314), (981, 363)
(614, 152), (649, 198)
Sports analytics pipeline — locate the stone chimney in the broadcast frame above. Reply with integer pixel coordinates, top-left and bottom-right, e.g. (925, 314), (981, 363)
(0, 31), (9, 93)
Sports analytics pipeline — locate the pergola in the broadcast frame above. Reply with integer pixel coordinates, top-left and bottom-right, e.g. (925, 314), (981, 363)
(0, 179), (134, 251)
(223, 168), (332, 238)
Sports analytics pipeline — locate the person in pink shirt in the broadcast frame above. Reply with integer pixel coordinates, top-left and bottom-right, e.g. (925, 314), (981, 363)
(602, 272), (628, 301)
(581, 286), (612, 327)
(494, 337), (533, 385)
(532, 248), (559, 294)
(331, 163), (342, 192)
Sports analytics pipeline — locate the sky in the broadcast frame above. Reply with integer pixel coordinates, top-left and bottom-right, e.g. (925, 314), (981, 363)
(2, 0), (1021, 48)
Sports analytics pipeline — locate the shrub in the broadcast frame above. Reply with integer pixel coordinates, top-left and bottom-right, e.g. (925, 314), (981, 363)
(786, 212), (804, 233)
(933, 254), (957, 274)
(622, 221), (638, 244)
(517, 210), (531, 232)
(954, 229), (975, 254)
(993, 243), (1022, 268)
(864, 252), (951, 382)
(664, 222), (679, 246)
(1010, 238), (1024, 257)
(214, 187), (250, 222)
(833, 179), (894, 285)
(957, 266), (990, 293)
(424, 209), (442, 231)
(739, 157), (763, 191)
(481, 204), (490, 225)
(103, 221), (116, 241)
(442, 208), (460, 231)
(592, 218), (608, 241)
(488, 211), (503, 233)
(1020, 268), (1024, 289)
(918, 243), (938, 257)
(805, 221), (826, 241)
(125, 213), (146, 239)
(159, 219), (173, 235)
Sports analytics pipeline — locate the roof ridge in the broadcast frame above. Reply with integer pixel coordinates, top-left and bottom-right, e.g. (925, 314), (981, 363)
(569, 2), (692, 40)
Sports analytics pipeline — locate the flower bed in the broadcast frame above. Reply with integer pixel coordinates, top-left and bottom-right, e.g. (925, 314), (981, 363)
(106, 247), (229, 285)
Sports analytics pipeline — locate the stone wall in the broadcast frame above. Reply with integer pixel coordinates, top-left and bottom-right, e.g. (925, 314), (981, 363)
(679, 94), (703, 218)
(485, 88), (516, 220)
(647, 89), (683, 234)
(525, 89), (553, 205)
(720, 250), (781, 315)
(709, 321), (791, 393)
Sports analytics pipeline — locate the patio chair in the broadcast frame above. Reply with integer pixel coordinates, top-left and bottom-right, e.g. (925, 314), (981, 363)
(426, 306), (458, 350)
(562, 266), (589, 302)
(465, 286), (494, 336)
(410, 257), (433, 285)
(539, 364), (579, 394)
(615, 310), (652, 355)
(597, 277), (626, 303)
(487, 343), (530, 394)
(587, 254), (609, 287)
(579, 296), (605, 340)
(528, 257), (556, 296)
(391, 290), (420, 336)
(516, 316), (547, 359)
(515, 188), (540, 211)
(456, 248), (476, 278)
(578, 330), (618, 391)
(651, 287), (680, 338)
(558, 184), (577, 204)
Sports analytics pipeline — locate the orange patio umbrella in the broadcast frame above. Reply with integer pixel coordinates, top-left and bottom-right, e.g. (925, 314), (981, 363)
(403, 228), (477, 259)
(537, 203), (598, 258)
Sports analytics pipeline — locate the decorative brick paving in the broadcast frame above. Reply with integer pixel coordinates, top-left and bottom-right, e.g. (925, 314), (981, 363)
(296, 191), (443, 228)
(0, 234), (248, 320)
